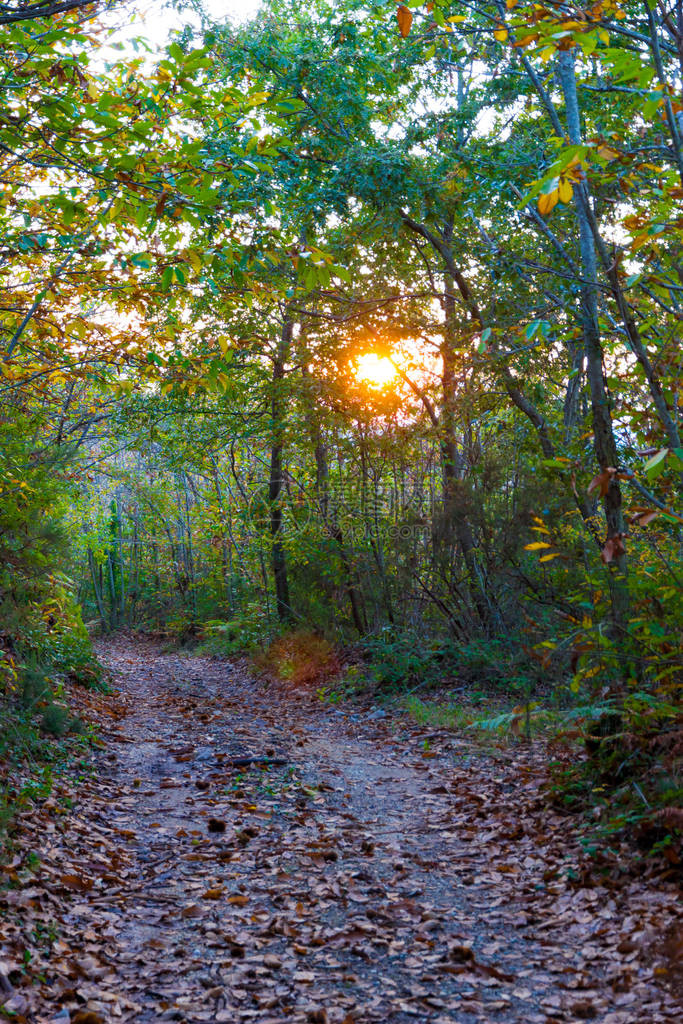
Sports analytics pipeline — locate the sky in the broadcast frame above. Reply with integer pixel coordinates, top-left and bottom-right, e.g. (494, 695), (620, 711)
(104, 0), (263, 58)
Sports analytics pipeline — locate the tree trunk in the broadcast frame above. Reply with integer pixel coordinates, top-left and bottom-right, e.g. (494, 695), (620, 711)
(88, 548), (107, 628)
(304, 369), (366, 634)
(557, 49), (629, 628)
(210, 456), (234, 614)
(442, 263), (503, 634)
(182, 471), (198, 619)
(269, 319), (293, 622)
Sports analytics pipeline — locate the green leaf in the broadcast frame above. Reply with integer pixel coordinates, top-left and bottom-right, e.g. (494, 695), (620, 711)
(670, 447), (683, 470)
(130, 254), (152, 269)
(643, 448), (669, 478)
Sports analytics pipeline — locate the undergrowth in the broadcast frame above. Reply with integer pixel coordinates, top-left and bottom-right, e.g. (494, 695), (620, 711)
(546, 696), (682, 864)
(254, 629), (340, 689)
(195, 606), (273, 656)
(351, 627), (542, 698)
(0, 581), (101, 849)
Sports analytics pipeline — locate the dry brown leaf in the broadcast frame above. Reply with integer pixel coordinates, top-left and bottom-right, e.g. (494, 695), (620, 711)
(397, 5), (412, 38)
(227, 893), (249, 906)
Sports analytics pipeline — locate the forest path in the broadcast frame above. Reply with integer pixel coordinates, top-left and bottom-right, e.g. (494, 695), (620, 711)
(5, 637), (678, 1024)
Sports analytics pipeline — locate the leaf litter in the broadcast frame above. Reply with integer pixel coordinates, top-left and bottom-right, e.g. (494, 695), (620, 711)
(0, 636), (679, 1023)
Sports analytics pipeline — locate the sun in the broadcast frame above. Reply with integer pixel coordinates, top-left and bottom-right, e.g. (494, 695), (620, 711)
(354, 352), (397, 388)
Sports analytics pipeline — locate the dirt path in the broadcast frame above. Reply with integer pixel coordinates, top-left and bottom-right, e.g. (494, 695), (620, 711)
(1, 638), (679, 1023)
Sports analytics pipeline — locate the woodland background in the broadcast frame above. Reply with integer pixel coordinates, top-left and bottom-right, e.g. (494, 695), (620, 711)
(0, 0), (681, 855)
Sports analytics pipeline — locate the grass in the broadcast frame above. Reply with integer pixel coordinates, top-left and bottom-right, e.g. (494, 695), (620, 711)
(404, 695), (476, 731)
(403, 694), (567, 741)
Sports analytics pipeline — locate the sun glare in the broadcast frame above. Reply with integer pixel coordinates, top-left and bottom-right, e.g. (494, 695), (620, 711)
(354, 352), (397, 389)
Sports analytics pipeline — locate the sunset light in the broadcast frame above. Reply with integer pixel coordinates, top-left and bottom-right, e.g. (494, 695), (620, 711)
(354, 352), (397, 389)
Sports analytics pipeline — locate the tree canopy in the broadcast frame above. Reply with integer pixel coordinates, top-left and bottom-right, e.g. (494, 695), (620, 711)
(1, 0), (681, 849)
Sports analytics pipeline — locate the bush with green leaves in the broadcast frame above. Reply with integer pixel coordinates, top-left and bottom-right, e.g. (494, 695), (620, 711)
(197, 606), (274, 656)
(355, 628), (539, 695)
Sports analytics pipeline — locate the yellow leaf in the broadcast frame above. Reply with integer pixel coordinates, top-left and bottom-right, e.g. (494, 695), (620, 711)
(558, 178), (574, 203)
(185, 248), (202, 273)
(538, 190), (559, 215)
(524, 542), (551, 551)
(397, 5), (412, 38)
(539, 553), (561, 562)
(630, 232), (650, 252)
(515, 33), (539, 48)
(506, 0), (518, 8)
(493, 25), (508, 43)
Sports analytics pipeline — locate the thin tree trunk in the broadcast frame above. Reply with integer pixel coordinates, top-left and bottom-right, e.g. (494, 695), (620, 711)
(269, 319), (293, 622)
(210, 456), (234, 615)
(442, 258), (503, 634)
(114, 494), (126, 621)
(557, 49), (629, 628)
(88, 548), (107, 628)
(106, 553), (118, 630)
(182, 472), (198, 619)
(304, 369), (366, 634)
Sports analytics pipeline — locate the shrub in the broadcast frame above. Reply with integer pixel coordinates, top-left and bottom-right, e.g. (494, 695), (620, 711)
(41, 702), (71, 737)
(256, 630), (340, 689)
(355, 628), (539, 696)
(197, 605), (273, 656)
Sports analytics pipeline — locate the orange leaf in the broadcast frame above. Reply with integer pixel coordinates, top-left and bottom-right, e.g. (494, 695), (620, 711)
(397, 4), (412, 38)
(601, 539), (615, 563)
(630, 509), (658, 527)
(202, 887), (224, 899)
(587, 467), (616, 496)
(601, 533), (626, 564)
